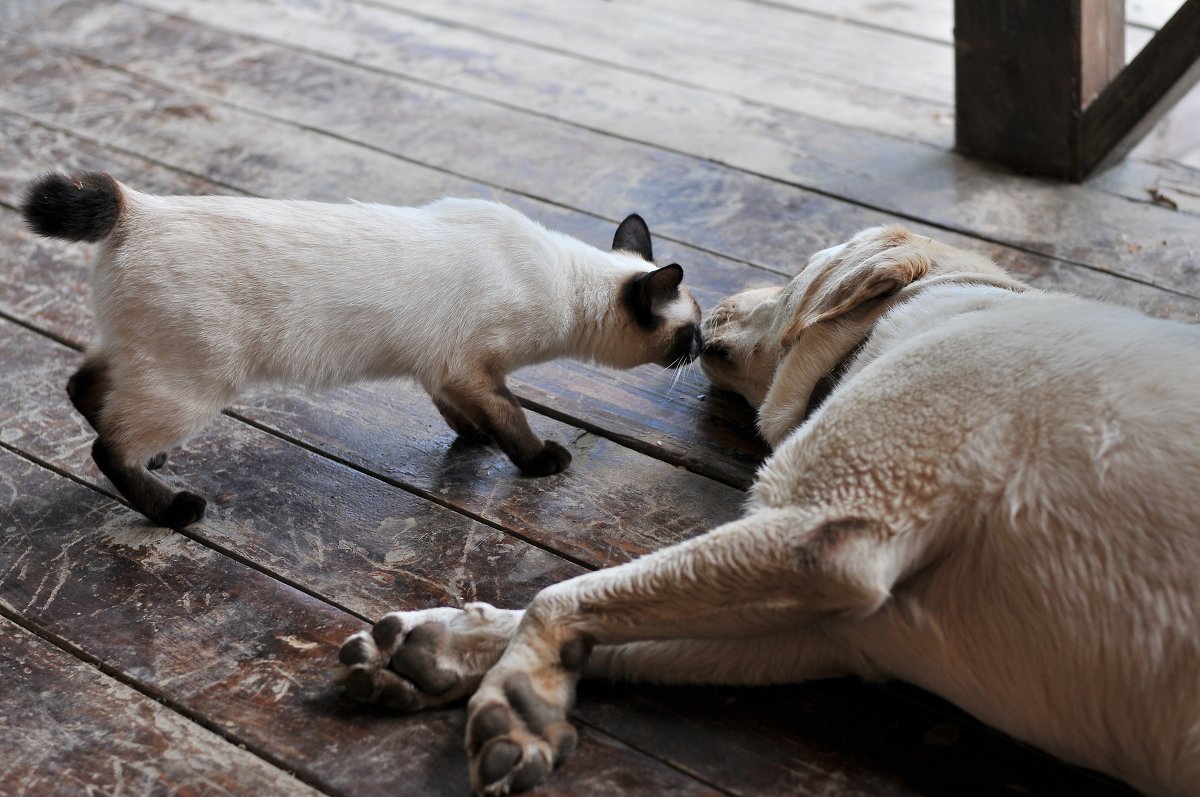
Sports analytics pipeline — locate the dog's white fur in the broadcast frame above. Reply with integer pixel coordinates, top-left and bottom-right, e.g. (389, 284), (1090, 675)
(339, 226), (1200, 797)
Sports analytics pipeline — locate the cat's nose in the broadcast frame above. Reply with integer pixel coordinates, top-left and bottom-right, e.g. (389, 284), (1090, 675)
(689, 326), (704, 361)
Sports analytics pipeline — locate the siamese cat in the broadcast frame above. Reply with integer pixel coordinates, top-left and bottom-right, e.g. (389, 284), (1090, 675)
(22, 172), (702, 528)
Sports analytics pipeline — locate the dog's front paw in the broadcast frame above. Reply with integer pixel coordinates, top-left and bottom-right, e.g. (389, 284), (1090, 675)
(466, 636), (591, 795)
(518, 441), (571, 477)
(467, 672), (578, 796)
(336, 604), (520, 711)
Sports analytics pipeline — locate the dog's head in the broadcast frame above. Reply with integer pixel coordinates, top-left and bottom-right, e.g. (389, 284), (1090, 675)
(701, 226), (1020, 446)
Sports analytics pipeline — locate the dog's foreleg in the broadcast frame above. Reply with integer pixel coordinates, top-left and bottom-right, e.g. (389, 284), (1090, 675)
(463, 506), (909, 796)
(334, 605), (856, 717)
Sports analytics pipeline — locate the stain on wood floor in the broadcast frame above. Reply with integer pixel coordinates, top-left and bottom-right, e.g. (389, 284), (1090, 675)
(1, 0), (1196, 794)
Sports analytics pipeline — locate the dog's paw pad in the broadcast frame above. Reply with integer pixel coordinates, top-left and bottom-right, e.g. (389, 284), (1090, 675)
(336, 609), (512, 712)
(467, 673), (577, 795)
(386, 622), (461, 695)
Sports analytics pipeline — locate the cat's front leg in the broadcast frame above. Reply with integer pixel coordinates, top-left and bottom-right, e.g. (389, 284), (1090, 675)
(439, 378), (570, 476)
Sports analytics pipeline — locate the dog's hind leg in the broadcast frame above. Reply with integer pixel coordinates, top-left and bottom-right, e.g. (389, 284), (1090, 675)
(460, 506), (914, 796)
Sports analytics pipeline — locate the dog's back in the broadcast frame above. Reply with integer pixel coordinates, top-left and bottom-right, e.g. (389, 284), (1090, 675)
(814, 288), (1200, 796)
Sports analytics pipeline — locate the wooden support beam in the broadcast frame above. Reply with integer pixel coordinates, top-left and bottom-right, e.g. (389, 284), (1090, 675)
(1083, 0), (1200, 174)
(956, 0), (1200, 181)
(955, 0), (1125, 180)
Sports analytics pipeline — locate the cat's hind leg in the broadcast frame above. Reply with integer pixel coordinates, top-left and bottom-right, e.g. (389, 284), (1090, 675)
(67, 356), (168, 471)
(91, 439), (206, 527)
(89, 367), (218, 527)
(432, 396), (491, 445)
(439, 376), (570, 476)
(66, 355), (109, 431)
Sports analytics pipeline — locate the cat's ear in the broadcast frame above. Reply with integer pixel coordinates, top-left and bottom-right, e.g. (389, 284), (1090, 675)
(625, 264), (684, 326)
(612, 213), (653, 261)
(642, 263), (683, 296)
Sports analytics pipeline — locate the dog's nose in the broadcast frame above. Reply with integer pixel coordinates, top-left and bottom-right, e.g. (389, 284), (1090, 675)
(702, 341), (731, 361)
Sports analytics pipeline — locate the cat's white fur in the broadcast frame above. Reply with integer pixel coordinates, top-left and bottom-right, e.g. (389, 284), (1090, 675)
(22, 172), (701, 525)
(95, 192), (690, 440)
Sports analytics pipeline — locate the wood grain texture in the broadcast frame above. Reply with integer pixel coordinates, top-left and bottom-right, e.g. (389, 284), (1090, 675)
(0, 617), (324, 797)
(0, 447), (731, 797)
(1082, 0), (1200, 175)
(0, 316), (586, 612)
(761, 0), (1167, 46)
(574, 680), (1139, 797)
(955, 0), (1119, 179)
(56, 0), (1200, 297)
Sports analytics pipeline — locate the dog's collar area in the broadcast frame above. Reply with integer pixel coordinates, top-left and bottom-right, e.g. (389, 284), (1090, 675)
(803, 333), (871, 422)
(796, 274), (1024, 426)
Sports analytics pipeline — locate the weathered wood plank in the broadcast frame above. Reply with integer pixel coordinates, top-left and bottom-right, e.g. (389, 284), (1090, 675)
(1129, 90), (1200, 167)
(1081, 0), (1200, 176)
(759, 0), (1165, 46)
(3, 31), (1198, 482)
(0, 617), (323, 797)
(574, 680), (1139, 797)
(118, 0), (955, 149)
(1092, 155), (1200, 214)
(0, 446), (724, 797)
(955, 0), (1126, 180)
(360, 0), (1190, 174)
(77, 0), (1200, 298)
(372, 0), (959, 104)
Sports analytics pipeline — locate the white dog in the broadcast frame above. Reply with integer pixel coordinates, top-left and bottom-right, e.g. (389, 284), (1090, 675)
(337, 226), (1200, 797)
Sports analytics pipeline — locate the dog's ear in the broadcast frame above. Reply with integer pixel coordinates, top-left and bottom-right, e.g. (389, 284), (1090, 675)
(757, 324), (864, 447)
(612, 213), (653, 261)
(780, 228), (930, 348)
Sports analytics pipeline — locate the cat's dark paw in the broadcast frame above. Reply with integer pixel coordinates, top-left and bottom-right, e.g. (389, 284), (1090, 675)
(146, 452), (168, 470)
(519, 441), (571, 477)
(456, 428), (493, 446)
(157, 491), (206, 528)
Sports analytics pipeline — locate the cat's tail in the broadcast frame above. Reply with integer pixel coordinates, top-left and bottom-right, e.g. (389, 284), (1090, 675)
(20, 171), (124, 243)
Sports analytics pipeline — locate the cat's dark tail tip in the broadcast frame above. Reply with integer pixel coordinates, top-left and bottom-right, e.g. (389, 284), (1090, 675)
(20, 171), (123, 243)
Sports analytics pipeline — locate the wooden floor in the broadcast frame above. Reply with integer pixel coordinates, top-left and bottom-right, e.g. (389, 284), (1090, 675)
(2, 1), (1197, 794)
